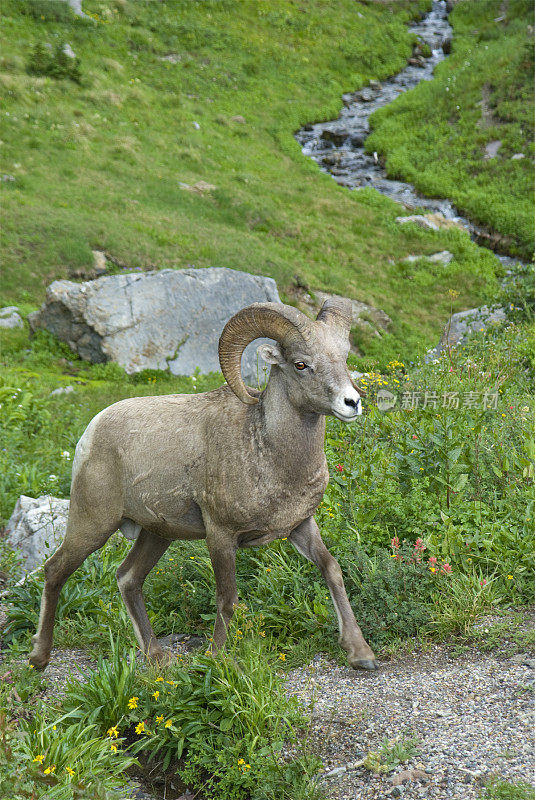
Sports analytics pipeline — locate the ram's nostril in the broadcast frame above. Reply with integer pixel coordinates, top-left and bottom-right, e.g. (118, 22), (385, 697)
(344, 397), (359, 409)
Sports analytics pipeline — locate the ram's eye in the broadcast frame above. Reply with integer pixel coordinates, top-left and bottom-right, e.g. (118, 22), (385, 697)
(294, 361), (307, 371)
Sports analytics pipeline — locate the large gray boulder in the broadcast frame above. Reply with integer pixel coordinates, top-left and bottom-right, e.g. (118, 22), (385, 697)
(5, 495), (70, 575)
(28, 268), (280, 380)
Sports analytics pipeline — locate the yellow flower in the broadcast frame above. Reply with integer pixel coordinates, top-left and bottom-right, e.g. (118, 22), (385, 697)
(66, 767), (75, 776)
(238, 758), (245, 765)
(164, 719), (173, 728)
(156, 715), (164, 723)
(152, 691), (160, 700)
(44, 765), (56, 774)
(259, 631), (266, 637)
(110, 743), (118, 753)
(155, 676), (164, 682)
(127, 696), (138, 709)
(135, 722), (145, 735)
(33, 755), (45, 764)
(429, 567), (436, 573)
(278, 653), (286, 661)
(390, 554), (397, 558)
(166, 680), (175, 686)
(107, 725), (119, 738)
(507, 575), (513, 580)
(235, 629), (243, 639)
(245, 764), (251, 769)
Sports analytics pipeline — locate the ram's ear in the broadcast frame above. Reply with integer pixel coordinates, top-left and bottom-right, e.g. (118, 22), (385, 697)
(257, 343), (284, 365)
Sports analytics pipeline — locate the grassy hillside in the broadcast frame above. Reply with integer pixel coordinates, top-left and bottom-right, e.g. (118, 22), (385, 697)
(366, 0), (535, 257)
(0, 0), (501, 362)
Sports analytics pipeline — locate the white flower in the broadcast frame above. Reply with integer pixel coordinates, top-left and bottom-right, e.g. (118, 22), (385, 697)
(48, 474), (58, 481)
(61, 450), (71, 459)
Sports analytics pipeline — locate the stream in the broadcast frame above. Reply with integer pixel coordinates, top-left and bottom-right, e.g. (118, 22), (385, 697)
(295, 0), (520, 269)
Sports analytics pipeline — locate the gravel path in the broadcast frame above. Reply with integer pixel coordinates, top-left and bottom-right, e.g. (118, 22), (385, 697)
(4, 617), (534, 799)
(286, 641), (535, 799)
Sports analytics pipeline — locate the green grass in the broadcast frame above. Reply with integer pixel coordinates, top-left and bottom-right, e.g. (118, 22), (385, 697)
(480, 779), (535, 800)
(366, 0), (535, 257)
(0, 0), (502, 360)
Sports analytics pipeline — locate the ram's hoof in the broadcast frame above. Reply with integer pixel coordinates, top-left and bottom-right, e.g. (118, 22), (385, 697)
(353, 658), (379, 671)
(28, 651), (50, 671)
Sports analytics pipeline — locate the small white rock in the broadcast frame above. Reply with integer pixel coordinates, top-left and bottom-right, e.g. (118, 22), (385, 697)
(0, 306), (23, 328)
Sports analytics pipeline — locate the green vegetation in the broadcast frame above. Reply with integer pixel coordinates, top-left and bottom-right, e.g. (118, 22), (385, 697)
(1, 278), (533, 796)
(1, 1), (534, 798)
(0, 0), (501, 360)
(366, 0), (535, 257)
(480, 778), (535, 800)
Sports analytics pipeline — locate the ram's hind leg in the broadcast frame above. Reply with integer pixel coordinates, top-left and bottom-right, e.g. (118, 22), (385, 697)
(290, 517), (378, 671)
(116, 528), (170, 662)
(29, 506), (118, 670)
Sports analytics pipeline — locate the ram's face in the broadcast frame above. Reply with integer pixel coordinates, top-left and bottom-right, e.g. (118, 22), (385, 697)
(258, 321), (362, 421)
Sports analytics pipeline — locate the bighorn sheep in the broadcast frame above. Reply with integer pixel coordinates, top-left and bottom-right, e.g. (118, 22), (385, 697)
(29, 299), (377, 671)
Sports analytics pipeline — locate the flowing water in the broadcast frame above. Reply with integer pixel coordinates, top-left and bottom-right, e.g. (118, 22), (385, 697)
(295, 0), (520, 269)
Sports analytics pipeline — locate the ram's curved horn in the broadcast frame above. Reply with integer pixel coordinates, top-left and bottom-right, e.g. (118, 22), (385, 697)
(316, 297), (353, 332)
(219, 303), (312, 404)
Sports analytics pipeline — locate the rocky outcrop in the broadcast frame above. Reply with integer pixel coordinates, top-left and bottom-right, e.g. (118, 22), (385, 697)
(28, 268), (280, 380)
(5, 495), (70, 574)
(294, 288), (391, 346)
(428, 305), (506, 360)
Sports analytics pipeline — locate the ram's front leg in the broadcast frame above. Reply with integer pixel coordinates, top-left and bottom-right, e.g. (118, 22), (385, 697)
(205, 527), (239, 652)
(290, 517), (378, 670)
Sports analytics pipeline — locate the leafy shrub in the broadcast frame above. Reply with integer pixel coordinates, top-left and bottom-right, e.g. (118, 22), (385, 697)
(56, 637), (321, 800)
(27, 41), (81, 83)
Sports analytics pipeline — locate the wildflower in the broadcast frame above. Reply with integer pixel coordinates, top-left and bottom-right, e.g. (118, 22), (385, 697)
(335, 464), (344, 473)
(155, 676), (164, 682)
(60, 450), (70, 459)
(480, 579), (487, 586)
(166, 680), (175, 686)
(414, 538), (426, 552)
(429, 556), (437, 565)
(412, 434), (418, 440)
(44, 765), (56, 774)
(164, 719), (173, 728)
(156, 714), (164, 723)
(152, 690), (160, 700)
(265, 568), (271, 572)
(33, 755), (45, 764)
(429, 567), (436, 573)
(66, 767), (75, 776)
(278, 653), (286, 661)
(189, 556), (195, 560)
(507, 575), (513, 580)
(127, 696), (138, 709)
(110, 743), (118, 753)
(390, 554), (397, 558)
(107, 725), (119, 738)
(238, 758), (245, 765)
(135, 721), (145, 734)
(441, 563), (452, 574)
(259, 631), (266, 637)
(391, 535), (400, 549)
